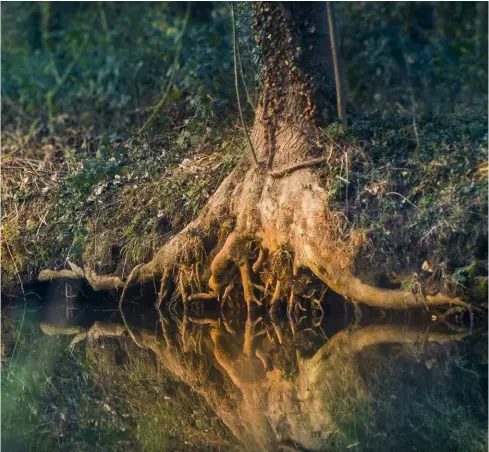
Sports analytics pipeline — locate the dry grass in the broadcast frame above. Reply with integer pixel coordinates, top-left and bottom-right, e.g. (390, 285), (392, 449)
(1, 124), (241, 294)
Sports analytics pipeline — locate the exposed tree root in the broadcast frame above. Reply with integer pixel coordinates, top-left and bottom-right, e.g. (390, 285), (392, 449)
(156, 267), (171, 308)
(252, 247), (265, 273)
(188, 292), (218, 301)
(38, 261), (123, 291)
(37, 110), (474, 315)
(268, 155), (331, 178)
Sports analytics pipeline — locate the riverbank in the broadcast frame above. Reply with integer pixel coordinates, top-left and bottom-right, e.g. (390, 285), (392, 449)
(2, 112), (487, 305)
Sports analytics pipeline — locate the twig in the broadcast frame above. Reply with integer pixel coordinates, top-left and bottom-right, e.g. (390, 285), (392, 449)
(236, 31), (256, 111)
(268, 155), (331, 178)
(232, 2), (259, 166)
(385, 191), (419, 210)
(327, 2), (347, 131)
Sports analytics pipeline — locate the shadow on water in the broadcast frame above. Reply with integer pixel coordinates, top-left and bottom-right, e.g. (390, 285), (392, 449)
(2, 279), (488, 451)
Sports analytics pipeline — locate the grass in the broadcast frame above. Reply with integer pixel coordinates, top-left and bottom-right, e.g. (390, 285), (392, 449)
(1, 122), (241, 294)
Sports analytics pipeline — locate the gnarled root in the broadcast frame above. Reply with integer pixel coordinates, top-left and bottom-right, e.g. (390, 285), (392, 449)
(39, 261), (124, 291)
(37, 138), (475, 316)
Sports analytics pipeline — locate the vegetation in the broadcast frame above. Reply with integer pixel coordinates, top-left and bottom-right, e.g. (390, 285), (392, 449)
(1, 2), (487, 450)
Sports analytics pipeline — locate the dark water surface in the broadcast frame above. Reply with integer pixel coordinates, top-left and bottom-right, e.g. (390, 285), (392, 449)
(2, 280), (487, 451)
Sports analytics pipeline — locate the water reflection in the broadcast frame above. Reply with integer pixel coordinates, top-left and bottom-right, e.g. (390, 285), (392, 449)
(37, 281), (487, 452)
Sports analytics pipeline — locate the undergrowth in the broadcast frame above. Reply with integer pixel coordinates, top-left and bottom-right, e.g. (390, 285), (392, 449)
(1, 122), (241, 293)
(318, 113), (488, 299)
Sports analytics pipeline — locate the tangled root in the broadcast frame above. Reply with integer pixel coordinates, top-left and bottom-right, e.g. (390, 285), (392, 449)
(38, 150), (473, 315)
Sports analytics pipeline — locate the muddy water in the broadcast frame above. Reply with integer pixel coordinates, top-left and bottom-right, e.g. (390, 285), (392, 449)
(2, 280), (488, 451)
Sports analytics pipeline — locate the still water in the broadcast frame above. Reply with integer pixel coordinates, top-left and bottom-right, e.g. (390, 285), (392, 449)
(2, 280), (487, 451)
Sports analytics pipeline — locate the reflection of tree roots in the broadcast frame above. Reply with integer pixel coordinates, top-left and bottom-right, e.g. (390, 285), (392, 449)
(41, 289), (472, 452)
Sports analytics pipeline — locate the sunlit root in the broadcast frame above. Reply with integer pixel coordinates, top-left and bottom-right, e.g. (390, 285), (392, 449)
(156, 267), (171, 308)
(38, 269), (80, 282)
(40, 322), (84, 336)
(269, 280), (282, 315)
(188, 292), (218, 301)
(208, 232), (242, 293)
(222, 280), (235, 302)
(240, 263), (262, 310)
(306, 261), (472, 311)
(287, 290), (294, 320)
(252, 247), (265, 273)
(39, 261), (123, 291)
(120, 263), (144, 305)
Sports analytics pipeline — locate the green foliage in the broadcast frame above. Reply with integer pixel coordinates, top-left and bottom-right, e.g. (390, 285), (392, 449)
(1, 2), (235, 134)
(338, 2), (488, 115)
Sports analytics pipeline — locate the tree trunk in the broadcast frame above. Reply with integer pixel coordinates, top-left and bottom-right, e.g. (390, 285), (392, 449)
(39, 2), (469, 313)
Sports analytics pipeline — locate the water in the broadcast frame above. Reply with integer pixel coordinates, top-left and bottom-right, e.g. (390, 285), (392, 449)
(2, 280), (487, 451)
